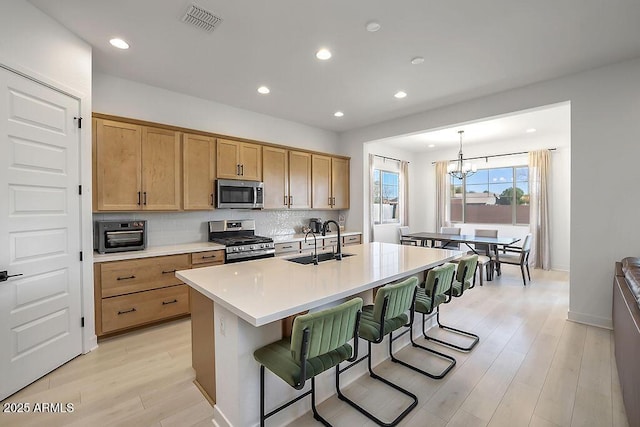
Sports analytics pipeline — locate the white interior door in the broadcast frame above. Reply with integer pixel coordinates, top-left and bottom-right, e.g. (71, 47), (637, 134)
(0, 67), (83, 400)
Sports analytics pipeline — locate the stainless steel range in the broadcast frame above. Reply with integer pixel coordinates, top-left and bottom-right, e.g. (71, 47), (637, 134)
(208, 219), (275, 263)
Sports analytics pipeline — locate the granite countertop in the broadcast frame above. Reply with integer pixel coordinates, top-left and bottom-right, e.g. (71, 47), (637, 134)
(176, 242), (461, 326)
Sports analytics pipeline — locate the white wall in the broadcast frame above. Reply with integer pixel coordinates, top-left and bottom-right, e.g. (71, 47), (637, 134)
(342, 57), (640, 329)
(94, 73), (340, 154)
(0, 0), (95, 351)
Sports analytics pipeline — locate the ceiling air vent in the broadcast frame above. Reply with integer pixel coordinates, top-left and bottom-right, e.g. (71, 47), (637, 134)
(181, 4), (223, 33)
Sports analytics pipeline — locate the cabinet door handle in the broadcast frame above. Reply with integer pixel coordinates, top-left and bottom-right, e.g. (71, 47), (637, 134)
(161, 269), (177, 274)
(117, 308), (136, 315)
(162, 299), (178, 305)
(289, 196), (293, 205)
(137, 191), (141, 206)
(210, 193), (214, 206)
(116, 275), (136, 281)
(236, 164), (241, 175)
(284, 195), (288, 206)
(143, 192), (147, 205)
(328, 197), (332, 206)
(201, 255), (218, 259)
(282, 245), (293, 249)
(240, 164), (244, 176)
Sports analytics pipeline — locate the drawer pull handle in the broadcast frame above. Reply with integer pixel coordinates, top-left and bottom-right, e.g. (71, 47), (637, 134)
(117, 275), (136, 281)
(201, 255), (218, 259)
(117, 308), (136, 315)
(162, 299), (178, 305)
(282, 245), (293, 249)
(162, 269), (177, 274)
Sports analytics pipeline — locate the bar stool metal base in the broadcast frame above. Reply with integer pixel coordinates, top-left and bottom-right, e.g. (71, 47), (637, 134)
(335, 341), (418, 427)
(423, 307), (479, 352)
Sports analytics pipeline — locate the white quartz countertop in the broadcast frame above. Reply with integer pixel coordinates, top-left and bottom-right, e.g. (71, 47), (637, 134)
(93, 242), (225, 263)
(271, 230), (361, 243)
(176, 242), (461, 327)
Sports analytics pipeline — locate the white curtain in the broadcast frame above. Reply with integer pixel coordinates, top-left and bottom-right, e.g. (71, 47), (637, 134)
(529, 150), (551, 269)
(435, 161), (450, 230)
(401, 160), (410, 226)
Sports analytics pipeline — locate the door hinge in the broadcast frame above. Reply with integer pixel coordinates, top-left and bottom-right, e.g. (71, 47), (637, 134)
(78, 185), (82, 195)
(79, 251), (83, 261)
(81, 317), (85, 328)
(74, 116), (82, 128)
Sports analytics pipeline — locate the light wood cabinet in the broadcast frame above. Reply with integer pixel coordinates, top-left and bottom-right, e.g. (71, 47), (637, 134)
(94, 254), (191, 336)
(263, 148), (311, 209)
(312, 155), (349, 209)
(191, 250), (225, 267)
(183, 134), (216, 210)
(216, 138), (262, 180)
(93, 118), (181, 211)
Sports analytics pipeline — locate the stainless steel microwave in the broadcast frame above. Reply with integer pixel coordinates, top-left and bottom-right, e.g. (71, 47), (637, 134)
(216, 179), (264, 209)
(94, 220), (147, 254)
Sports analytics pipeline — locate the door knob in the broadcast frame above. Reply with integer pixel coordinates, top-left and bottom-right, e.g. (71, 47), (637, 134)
(0, 271), (23, 282)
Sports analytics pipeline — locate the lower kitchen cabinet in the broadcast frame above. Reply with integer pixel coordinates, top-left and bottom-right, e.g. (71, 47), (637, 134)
(94, 250), (225, 337)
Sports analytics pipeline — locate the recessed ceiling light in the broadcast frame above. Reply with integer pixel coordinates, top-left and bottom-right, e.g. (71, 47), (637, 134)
(365, 21), (381, 32)
(394, 91), (407, 99)
(316, 48), (332, 60)
(109, 38), (129, 49)
(334, 111), (344, 117)
(257, 86), (270, 94)
(427, 144), (435, 148)
(526, 128), (537, 133)
(410, 57), (424, 65)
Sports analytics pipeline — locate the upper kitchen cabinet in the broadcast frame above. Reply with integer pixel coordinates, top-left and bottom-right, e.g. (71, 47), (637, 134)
(183, 134), (216, 210)
(263, 148), (311, 209)
(311, 155), (349, 210)
(216, 138), (262, 181)
(93, 118), (181, 211)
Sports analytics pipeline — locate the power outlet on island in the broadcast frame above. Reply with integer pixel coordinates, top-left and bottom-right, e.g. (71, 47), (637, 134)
(219, 314), (226, 336)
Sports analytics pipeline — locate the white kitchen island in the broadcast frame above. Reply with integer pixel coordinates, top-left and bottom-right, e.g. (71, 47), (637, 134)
(176, 242), (461, 427)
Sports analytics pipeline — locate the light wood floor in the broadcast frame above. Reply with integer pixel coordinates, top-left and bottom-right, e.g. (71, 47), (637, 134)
(0, 268), (629, 427)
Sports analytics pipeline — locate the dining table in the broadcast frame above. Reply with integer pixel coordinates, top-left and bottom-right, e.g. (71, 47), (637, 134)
(404, 232), (521, 280)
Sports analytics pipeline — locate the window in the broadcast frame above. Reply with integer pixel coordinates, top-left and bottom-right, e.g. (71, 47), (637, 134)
(450, 166), (529, 224)
(373, 169), (400, 224)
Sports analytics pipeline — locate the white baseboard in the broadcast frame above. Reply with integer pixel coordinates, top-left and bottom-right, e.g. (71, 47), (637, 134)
(567, 310), (612, 330)
(212, 405), (232, 427)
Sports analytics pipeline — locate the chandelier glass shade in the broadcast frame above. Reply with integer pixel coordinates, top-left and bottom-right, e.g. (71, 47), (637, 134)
(447, 130), (477, 180)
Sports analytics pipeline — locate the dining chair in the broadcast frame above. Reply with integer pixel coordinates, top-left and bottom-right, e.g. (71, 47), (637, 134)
(253, 298), (363, 426)
(439, 227), (461, 249)
(398, 226), (419, 246)
(336, 276), (419, 426)
(496, 233), (532, 286)
(472, 229), (498, 285)
(423, 255), (480, 352)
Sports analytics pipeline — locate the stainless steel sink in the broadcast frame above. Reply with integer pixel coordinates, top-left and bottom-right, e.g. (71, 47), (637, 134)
(287, 252), (355, 265)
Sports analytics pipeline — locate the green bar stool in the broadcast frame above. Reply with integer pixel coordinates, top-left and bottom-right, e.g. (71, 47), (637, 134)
(390, 263), (458, 379)
(253, 297), (363, 426)
(423, 255), (480, 352)
(336, 276), (419, 427)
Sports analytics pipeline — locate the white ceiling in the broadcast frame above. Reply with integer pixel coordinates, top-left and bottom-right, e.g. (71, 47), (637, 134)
(377, 103), (571, 153)
(29, 0), (640, 132)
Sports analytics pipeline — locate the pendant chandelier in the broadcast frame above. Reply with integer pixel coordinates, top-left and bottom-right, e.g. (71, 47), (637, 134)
(448, 130), (477, 180)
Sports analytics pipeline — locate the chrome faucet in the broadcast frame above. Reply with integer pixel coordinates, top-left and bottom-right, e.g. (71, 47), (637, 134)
(322, 220), (342, 260)
(304, 230), (318, 265)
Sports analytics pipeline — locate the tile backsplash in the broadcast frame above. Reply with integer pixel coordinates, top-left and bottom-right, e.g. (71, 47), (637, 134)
(94, 210), (342, 247)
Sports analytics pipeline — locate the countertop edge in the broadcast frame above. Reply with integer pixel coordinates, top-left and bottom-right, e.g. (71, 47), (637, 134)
(93, 242), (226, 263)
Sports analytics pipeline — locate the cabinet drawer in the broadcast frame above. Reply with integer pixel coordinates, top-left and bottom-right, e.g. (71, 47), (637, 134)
(101, 285), (190, 334)
(275, 242), (300, 255)
(322, 237), (339, 247)
(100, 254), (190, 298)
(343, 235), (361, 245)
(301, 240), (318, 251)
(192, 250), (225, 265)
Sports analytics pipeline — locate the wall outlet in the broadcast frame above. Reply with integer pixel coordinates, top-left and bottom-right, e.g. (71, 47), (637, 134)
(219, 314), (226, 336)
